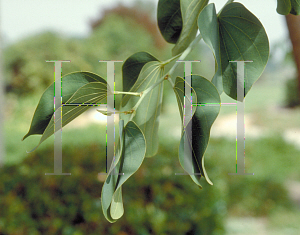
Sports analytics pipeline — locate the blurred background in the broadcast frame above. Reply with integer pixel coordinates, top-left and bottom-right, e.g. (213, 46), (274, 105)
(1, 0), (300, 234)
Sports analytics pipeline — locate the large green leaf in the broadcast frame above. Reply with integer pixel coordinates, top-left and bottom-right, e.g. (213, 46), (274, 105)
(197, 3), (222, 94)
(173, 76), (197, 126)
(122, 52), (158, 93)
(175, 75), (220, 188)
(172, 0), (208, 56)
(23, 72), (109, 151)
(277, 0), (300, 15)
(101, 120), (146, 223)
(198, 3), (269, 100)
(290, 0), (300, 14)
(121, 61), (164, 158)
(157, 0), (182, 44)
(277, 0), (292, 14)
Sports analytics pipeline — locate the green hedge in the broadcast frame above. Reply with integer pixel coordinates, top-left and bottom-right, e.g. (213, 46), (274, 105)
(284, 77), (300, 107)
(0, 136), (295, 234)
(0, 143), (225, 235)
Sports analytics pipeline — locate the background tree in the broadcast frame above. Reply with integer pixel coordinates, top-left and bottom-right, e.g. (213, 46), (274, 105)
(1, 0), (300, 233)
(285, 14), (300, 106)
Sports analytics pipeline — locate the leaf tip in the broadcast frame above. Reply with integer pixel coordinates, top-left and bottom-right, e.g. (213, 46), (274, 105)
(22, 132), (30, 141)
(26, 144), (39, 154)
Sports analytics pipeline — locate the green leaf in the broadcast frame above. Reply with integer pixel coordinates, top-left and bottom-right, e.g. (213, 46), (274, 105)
(173, 76), (197, 126)
(175, 75), (220, 187)
(277, 0), (300, 15)
(23, 72), (109, 151)
(277, 0), (292, 14)
(122, 52), (158, 93)
(101, 120), (146, 223)
(290, 0), (300, 14)
(121, 61), (164, 158)
(172, 0), (208, 56)
(197, 3), (222, 94)
(157, 0), (182, 44)
(110, 187), (123, 220)
(198, 3), (269, 100)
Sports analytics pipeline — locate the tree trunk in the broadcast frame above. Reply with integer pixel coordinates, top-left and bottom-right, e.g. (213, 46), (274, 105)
(285, 14), (300, 103)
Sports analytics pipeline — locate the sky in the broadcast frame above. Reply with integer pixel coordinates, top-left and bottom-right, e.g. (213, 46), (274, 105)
(0, 0), (290, 49)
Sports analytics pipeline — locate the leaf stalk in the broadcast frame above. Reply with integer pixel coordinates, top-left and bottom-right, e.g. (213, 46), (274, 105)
(126, 0), (234, 120)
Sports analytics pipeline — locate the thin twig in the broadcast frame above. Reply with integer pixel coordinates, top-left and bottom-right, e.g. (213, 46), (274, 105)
(114, 91), (141, 97)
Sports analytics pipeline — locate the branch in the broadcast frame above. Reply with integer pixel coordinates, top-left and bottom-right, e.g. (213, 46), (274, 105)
(129, 76), (166, 121)
(167, 34), (203, 82)
(126, 0), (235, 118)
(114, 91), (142, 97)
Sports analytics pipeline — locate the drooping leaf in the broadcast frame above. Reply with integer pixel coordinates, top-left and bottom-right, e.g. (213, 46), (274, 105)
(172, 0), (208, 56)
(197, 3), (222, 94)
(277, 0), (300, 15)
(101, 119), (125, 223)
(110, 187), (123, 220)
(173, 76), (197, 126)
(198, 3), (269, 100)
(101, 120), (146, 223)
(157, 0), (182, 44)
(23, 72), (109, 151)
(277, 0), (292, 14)
(121, 61), (164, 158)
(175, 75), (220, 188)
(290, 0), (300, 14)
(122, 52), (158, 93)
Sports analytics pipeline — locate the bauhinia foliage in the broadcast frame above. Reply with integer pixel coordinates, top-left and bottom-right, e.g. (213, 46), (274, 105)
(23, 0), (297, 223)
(276, 0), (300, 15)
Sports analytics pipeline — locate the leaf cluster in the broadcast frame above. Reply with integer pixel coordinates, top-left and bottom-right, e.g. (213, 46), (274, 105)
(22, 0), (296, 222)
